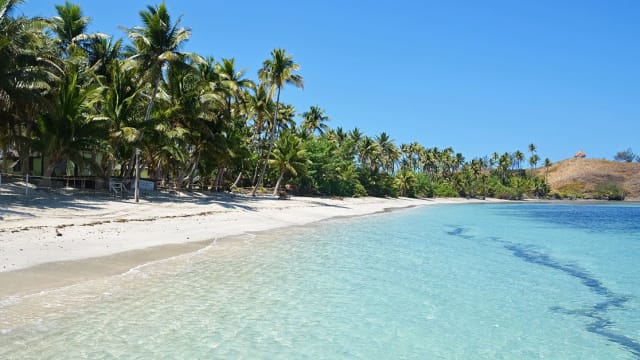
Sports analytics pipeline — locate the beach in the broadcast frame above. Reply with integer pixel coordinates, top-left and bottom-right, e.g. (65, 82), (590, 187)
(0, 186), (496, 297)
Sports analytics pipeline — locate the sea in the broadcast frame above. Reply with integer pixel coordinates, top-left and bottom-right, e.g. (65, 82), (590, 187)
(1, 203), (639, 359)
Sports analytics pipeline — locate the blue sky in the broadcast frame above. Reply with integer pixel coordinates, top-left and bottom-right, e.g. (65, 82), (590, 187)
(18, 0), (640, 162)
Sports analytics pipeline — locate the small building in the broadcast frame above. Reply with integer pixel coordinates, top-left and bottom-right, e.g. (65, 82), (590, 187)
(574, 150), (586, 158)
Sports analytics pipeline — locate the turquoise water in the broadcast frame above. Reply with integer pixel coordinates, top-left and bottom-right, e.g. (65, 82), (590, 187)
(1, 203), (639, 359)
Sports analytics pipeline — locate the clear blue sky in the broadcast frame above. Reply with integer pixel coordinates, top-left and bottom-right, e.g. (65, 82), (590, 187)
(18, 0), (640, 162)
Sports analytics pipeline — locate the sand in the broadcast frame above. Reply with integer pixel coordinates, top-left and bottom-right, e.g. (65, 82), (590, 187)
(0, 185), (497, 297)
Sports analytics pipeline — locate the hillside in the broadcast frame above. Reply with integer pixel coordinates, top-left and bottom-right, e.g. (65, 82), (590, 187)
(540, 158), (640, 200)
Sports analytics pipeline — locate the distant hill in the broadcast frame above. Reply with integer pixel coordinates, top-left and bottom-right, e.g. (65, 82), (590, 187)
(540, 158), (640, 200)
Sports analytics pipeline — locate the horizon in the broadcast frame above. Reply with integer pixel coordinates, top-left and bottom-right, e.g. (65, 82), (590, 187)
(18, 0), (640, 163)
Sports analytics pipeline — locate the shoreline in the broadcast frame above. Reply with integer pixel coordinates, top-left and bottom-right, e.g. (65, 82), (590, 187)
(0, 192), (501, 298)
(0, 193), (635, 300)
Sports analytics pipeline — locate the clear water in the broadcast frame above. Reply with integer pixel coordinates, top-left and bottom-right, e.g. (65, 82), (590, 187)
(1, 203), (639, 359)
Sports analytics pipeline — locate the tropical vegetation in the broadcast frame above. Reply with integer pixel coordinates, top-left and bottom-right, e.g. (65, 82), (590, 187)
(0, 0), (554, 200)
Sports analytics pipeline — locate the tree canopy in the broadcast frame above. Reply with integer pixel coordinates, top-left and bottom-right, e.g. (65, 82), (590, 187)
(0, 1), (555, 200)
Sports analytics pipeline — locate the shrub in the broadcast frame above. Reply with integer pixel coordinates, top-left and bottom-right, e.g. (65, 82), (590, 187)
(433, 182), (458, 197)
(614, 148), (636, 162)
(593, 181), (625, 200)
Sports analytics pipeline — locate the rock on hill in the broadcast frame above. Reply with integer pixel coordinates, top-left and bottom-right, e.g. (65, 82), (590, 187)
(541, 158), (640, 200)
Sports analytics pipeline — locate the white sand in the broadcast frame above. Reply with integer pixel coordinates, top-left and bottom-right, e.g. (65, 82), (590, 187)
(0, 188), (495, 273)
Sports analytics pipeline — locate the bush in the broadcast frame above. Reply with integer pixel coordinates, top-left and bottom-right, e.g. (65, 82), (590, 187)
(353, 183), (368, 197)
(593, 181), (625, 200)
(614, 148), (636, 162)
(433, 182), (458, 197)
(414, 173), (434, 198)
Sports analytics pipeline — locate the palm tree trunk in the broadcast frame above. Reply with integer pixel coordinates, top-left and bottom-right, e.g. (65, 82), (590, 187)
(135, 77), (161, 202)
(42, 154), (61, 187)
(186, 149), (200, 189)
(251, 87), (281, 196)
(214, 165), (226, 191)
(272, 170), (285, 196)
(231, 171), (242, 188)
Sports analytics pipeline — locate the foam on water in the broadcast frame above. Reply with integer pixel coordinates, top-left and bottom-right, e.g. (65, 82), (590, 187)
(1, 203), (639, 359)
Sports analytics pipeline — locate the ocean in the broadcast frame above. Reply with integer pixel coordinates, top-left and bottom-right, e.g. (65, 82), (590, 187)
(1, 203), (639, 359)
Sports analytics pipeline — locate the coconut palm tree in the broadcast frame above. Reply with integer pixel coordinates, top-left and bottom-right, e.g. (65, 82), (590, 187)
(301, 105), (330, 136)
(529, 154), (540, 176)
(358, 136), (381, 171)
(124, 1), (196, 201)
(543, 158), (551, 182)
(99, 60), (142, 180)
(51, 1), (107, 56)
(86, 36), (123, 79)
(376, 132), (400, 173)
(0, 0), (55, 175)
(269, 130), (309, 196)
(513, 150), (524, 170)
(36, 64), (106, 183)
(216, 58), (254, 117)
(252, 48), (303, 196)
(395, 170), (416, 197)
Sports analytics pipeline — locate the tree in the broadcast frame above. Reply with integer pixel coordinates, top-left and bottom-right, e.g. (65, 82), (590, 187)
(0, 0), (54, 175)
(513, 150), (524, 170)
(100, 60), (142, 179)
(529, 154), (539, 176)
(252, 48), (303, 196)
(543, 158), (551, 182)
(395, 170), (416, 197)
(124, 1), (196, 201)
(614, 148), (635, 162)
(36, 64), (106, 182)
(376, 132), (400, 174)
(269, 130), (309, 196)
(51, 1), (106, 55)
(301, 105), (330, 136)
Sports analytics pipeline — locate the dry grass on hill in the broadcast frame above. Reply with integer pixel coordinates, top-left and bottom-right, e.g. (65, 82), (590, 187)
(539, 158), (640, 199)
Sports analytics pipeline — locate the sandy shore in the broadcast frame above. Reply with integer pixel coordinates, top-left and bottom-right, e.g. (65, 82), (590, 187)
(0, 186), (496, 297)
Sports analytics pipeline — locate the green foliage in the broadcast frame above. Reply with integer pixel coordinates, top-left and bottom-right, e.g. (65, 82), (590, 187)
(593, 181), (625, 200)
(394, 170), (416, 197)
(414, 173), (434, 198)
(554, 183), (587, 200)
(614, 148), (636, 163)
(0, 2), (557, 202)
(433, 181), (458, 198)
(358, 169), (397, 197)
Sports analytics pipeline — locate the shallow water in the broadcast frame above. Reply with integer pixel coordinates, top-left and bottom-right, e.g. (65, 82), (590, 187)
(1, 203), (639, 359)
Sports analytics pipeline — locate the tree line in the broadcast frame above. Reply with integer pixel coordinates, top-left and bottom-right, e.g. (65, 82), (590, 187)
(0, 0), (552, 199)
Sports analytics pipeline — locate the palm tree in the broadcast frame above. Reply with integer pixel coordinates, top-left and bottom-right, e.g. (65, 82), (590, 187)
(376, 132), (400, 173)
(269, 130), (309, 196)
(395, 170), (416, 197)
(216, 58), (254, 117)
(527, 143), (538, 177)
(358, 136), (381, 171)
(0, 0), (54, 175)
(543, 158), (551, 182)
(513, 150), (524, 170)
(100, 60), (142, 180)
(529, 154), (540, 176)
(86, 36), (123, 79)
(36, 64), (106, 183)
(497, 152), (512, 184)
(124, 1), (196, 201)
(301, 105), (330, 136)
(252, 48), (303, 196)
(51, 1), (107, 56)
